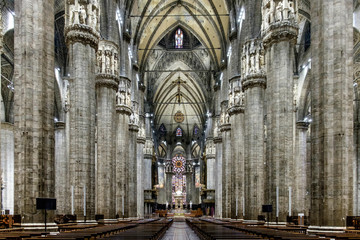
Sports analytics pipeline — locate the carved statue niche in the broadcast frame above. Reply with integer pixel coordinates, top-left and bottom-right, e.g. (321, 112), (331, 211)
(276, 1), (283, 22)
(105, 51), (111, 74)
(116, 91), (121, 105)
(97, 50), (102, 73)
(114, 53), (119, 75)
(126, 89), (131, 106)
(239, 91), (245, 106)
(79, 4), (87, 25)
(68, 0), (80, 25)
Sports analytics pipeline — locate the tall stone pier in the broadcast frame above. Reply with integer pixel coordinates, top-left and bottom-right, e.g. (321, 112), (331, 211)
(262, 0), (298, 222)
(14, 0), (55, 223)
(115, 76), (132, 218)
(65, 0), (100, 220)
(242, 39), (266, 220)
(310, 0), (354, 226)
(219, 102), (231, 219)
(95, 40), (119, 219)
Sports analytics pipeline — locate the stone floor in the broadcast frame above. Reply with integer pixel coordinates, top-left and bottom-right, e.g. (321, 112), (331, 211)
(161, 221), (200, 240)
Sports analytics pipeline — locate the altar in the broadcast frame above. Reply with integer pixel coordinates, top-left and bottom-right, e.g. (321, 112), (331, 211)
(174, 190), (184, 215)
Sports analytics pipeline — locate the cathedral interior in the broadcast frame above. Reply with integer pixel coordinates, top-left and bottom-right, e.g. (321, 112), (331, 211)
(0, 0), (360, 236)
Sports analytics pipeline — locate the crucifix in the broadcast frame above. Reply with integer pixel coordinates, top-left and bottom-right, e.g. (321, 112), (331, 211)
(173, 76), (186, 104)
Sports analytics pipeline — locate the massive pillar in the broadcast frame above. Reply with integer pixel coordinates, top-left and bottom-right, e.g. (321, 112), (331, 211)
(293, 121), (309, 216)
(115, 76), (132, 218)
(95, 40), (119, 219)
(214, 119), (223, 218)
(14, 0), (55, 223)
(136, 85), (146, 218)
(220, 102), (231, 219)
(262, 0), (298, 222)
(242, 39), (266, 220)
(55, 122), (68, 215)
(228, 87), (245, 219)
(310, 0), (354, 226)
(128, 102), (139, 218)
(205, 140), (216, 190)
(65, 0), (100, 220)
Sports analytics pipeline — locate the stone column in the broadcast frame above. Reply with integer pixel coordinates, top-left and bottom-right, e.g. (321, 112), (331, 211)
(262, 0), (298, 222)
(137, 125), (145, 218)
(65, 0), (100, 220)
(0, 6), (3, 211)
(219, 102), (231, 219)
(214, 120), (223, 218)
(205, 139), (216, 190)
(95, 40), (119, 219)
(228, 88), (245, 219)
(144, 140), (154, 190)
(1, 123), (14, 214)
(115, 76), (132, 218)
(310, 0), (354, 226)
(242, 39), (266, 220)
(128, 104), (139, 218)
(55, 122), (68, 215)
(293, 121), (309, 216)
(14, 0), (55, 223)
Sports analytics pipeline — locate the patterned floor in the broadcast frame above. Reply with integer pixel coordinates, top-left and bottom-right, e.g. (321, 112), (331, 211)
(161, 222), (200, 240)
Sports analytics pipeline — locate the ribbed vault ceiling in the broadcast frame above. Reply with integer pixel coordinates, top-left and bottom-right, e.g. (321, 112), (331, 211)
(129, 0), (229, 137)
(130, 0), (229, 68)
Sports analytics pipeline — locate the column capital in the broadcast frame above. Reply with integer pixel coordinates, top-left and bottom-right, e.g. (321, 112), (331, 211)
(95, 75), (119, 90)
(137, 137), (146, 144)
(220, 123), (231, 132)
(242, 74), (267, 91)
(55, 121), (66, 130)
(214, 136), (223, 143)
(65, 24), (100, 49)
(129, 123), (139, 132)
(262, 22), (298, 48)
(228, 106), (245, 116)
(116, 105), (132, 115)
(261, 0), (299, 49)
(296, 120), (309, 130)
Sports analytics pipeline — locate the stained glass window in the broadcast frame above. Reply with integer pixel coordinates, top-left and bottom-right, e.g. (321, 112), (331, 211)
(175, 28), (183, 49)
(172, 175), (186, 204)
(159, 124), (166, 135)
(176, 127), (182, 137)
(193, 125), (199, 136)
(172, 154), (186, 175)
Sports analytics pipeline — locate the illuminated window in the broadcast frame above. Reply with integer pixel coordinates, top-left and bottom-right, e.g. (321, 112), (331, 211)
(175, 28), (183, 49)
(176, 127), (183, 137)
(159, 124), (166, 135)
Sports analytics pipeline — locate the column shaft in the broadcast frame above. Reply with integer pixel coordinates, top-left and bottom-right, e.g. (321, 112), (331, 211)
(14, 0), (55, 223)
(310, 0), (354, 226)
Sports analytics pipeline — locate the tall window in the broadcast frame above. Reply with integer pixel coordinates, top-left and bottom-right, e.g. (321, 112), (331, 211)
(175, 28), (183, 49)
(176, 127), (183, 137)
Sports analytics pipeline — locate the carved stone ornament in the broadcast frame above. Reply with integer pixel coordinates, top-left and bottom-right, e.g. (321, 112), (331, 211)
(96, 40), (120, 90)
(65, 0), (100, 48)
(261, 0), (299, 49)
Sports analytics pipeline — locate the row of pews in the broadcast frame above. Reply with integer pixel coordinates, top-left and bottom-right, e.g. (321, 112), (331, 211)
(187, 218), (333, 240)
(0, 218), (172, 240)
(186, 218), (266, 239)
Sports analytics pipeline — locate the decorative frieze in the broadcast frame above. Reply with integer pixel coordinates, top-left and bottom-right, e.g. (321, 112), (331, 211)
(241, 40), (266, 77)
(205, 140), (216, 159)
(242, 39), (267, 91)
(144, 140), (154, 156)
(65, 0), (100, 48)
(261, 0), (299, 48)
(116, 76), (132, 108)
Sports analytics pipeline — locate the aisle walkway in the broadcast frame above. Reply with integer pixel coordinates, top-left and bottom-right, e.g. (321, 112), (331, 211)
(161, 221), (200, 240)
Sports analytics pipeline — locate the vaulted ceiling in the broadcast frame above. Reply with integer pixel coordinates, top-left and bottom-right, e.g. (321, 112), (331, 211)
(128, 0), (230, 139)
(129, 0), (230, 69)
